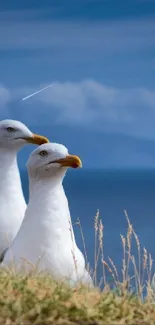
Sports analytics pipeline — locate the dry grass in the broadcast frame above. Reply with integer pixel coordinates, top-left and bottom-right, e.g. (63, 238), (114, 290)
(1, 210), (155, 324)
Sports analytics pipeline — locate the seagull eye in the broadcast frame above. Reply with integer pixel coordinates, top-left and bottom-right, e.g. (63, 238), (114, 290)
(6, 127), (15, 132)
(39, 150), (48, 157)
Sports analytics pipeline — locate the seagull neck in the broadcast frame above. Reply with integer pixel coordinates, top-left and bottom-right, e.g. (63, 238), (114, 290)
(27, 172), (76, 244)
(0, 147), (23, 193)
(0, 147), (18, 170)
(29, 174), (64, 201)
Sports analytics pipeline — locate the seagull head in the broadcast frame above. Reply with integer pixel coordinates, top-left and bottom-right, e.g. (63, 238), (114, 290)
(27, 142), (82, 179)
(0, 119), (49, 149)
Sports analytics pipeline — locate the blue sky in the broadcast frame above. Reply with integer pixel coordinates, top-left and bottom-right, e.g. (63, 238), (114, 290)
(0, 0), (155, 168)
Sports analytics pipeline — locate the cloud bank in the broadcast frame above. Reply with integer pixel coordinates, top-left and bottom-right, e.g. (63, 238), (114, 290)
(1, 79), (155, 140)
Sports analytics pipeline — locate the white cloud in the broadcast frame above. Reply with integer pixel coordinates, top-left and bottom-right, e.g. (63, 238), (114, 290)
(1, 80), (155, 140)
(0, 86), (10, 107)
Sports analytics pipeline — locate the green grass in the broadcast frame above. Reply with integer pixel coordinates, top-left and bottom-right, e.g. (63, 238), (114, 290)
(1, 210), (155, 324)
(0, 271), (155, 324)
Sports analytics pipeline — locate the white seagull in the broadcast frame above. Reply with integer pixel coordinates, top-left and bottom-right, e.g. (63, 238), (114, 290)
(2, 142), (93, 287)
(0, 119), (49, 261)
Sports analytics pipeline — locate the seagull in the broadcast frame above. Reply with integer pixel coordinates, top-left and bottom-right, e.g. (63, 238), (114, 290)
(0, 119), (49, 261)
(2, 142), (93, 287)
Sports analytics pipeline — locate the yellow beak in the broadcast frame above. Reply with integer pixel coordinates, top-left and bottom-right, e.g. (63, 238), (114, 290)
(24, 133), (49, 145)
(53, 154), (82, 169)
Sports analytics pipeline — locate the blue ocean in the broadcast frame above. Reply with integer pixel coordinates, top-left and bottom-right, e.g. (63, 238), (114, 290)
(20, 168), (155, 281)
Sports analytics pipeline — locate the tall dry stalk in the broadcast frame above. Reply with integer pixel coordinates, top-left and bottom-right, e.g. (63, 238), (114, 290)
(70, 206), (155, 301)
(69, 219), (78, 279)
(76, 218), (88, 267)
(93, 210), (99, 286)
(99, 219), (107, 287)
(124, 210), (133, 284)
(120, 234), (126, 283)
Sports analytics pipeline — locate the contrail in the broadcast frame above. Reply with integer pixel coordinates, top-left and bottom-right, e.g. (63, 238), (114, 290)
(22, 83), (55, 101)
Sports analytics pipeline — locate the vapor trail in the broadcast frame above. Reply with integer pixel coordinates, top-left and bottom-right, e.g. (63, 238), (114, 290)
(22, 83), (55, 101)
